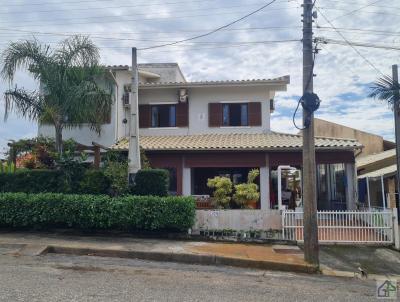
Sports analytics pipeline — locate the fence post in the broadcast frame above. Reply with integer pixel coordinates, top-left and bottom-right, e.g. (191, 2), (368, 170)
(281, 210), (285, 240)
(393, 208), (400, 250)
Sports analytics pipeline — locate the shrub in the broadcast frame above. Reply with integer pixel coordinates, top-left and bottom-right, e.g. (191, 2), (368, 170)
(79, 170), (110, 194)
(0, 170), (66, 193)
(131, 169), (169, 197)
(233, 169), (260, 208)
(207, 176), (233, 209)
(0, 193), (195, 232)
(103, 161), (129, 196)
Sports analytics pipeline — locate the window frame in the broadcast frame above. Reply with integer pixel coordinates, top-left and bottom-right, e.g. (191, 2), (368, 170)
(150, 104), (177, 128)
(221, 102), (249, 127)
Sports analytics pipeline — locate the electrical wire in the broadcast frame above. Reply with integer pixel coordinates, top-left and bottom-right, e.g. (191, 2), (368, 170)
(316, 37), (400, 51)
(315, 6), (384, 75)
(138, 0), (279, 51)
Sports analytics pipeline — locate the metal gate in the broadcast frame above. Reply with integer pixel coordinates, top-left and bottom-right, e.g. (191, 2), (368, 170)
(282, 209), (396, 244)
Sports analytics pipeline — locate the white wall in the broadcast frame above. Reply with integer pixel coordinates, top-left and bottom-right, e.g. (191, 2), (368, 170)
(194, 210), (283, 231)
(38, 67), (282, 147)
(138, 85), (273, 136)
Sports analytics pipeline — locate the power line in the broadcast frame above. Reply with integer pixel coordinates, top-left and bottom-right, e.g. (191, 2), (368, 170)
(317, 37), (400, 51)
(318, 0), (382, 25)
(6, 6), (297, 29)
(315, 7), (384, 75)
(0, 26), (302, 38)
(0, 0), (283, 15)
(138, 0), (279, 51)
(0, 4), (297, 25)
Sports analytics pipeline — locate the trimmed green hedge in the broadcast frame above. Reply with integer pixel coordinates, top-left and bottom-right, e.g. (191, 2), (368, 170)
(131, 169), (169, 196)
(0, 170), (66, 193)
(0, 193), (195, 232)
(0, 169), (111, 195)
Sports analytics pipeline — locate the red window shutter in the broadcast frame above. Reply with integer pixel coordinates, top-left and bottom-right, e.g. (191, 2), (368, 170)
(248, 102), (262, 126)
(209, 103), (223, 127)
(139, 104), (151, 128)
(176, 102), (189, 127)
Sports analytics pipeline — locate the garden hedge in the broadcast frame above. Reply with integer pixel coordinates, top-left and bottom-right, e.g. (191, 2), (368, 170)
(0, 169), (110, 195)
(0, 193), (195, 232)
(0, 170), (66, 193)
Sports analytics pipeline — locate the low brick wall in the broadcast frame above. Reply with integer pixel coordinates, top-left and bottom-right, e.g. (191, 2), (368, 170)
(193, 210), (282, 232)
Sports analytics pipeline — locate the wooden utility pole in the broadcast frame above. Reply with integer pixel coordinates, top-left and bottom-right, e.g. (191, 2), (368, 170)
(302, 0), (319, 265)
(128, 47), (141, 184)
(393, 65), (400, 201)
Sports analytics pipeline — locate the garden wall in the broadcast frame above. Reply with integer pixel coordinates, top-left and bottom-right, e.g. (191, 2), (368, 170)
(193, 210), (282, 232)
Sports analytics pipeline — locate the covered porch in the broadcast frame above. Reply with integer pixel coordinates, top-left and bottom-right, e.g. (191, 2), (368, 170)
(111, 132), (361, 211)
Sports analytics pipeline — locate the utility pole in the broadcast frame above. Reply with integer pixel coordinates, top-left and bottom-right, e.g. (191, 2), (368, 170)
(128, 47), (141, 184)
(393, 65), (400, 204)
(302, 0), (319, 265)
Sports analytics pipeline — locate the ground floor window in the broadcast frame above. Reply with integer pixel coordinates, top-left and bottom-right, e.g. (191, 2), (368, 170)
(317, 163), (347, 210)
(269, 163), (347, 210)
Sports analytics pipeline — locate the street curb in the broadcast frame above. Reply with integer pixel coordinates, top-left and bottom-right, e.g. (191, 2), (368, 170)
(321, 268), (400, 281)
(44, 245), (318, 274)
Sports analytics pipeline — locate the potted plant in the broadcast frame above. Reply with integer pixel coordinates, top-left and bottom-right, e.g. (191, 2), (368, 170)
(207, 176), (233, 209)
(233, 169), (260, 209)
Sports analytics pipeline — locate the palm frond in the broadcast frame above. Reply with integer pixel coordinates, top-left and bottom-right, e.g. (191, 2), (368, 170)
(369, 75), (400, 109)
(55, 35), (99, 68)
(0, 39), (52, 83)
(3, 87), (44, 121)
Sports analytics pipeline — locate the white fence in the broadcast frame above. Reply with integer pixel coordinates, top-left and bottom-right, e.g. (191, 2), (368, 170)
(282, 209), (397, 244)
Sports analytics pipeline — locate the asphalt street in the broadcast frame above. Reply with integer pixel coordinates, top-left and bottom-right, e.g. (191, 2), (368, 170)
(0, 249), (383, 302)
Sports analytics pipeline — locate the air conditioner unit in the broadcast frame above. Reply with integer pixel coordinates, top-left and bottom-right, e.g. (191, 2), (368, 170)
(179, 88), (188, 103)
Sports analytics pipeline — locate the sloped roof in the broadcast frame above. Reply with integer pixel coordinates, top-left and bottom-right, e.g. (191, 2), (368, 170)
(356, 149), (396, 168)
(111, 132), (362, 152)
(138, 76), (290, 88)
(358, 164), (397, 180)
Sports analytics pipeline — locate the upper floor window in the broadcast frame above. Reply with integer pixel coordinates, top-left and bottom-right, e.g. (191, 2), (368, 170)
(222, 103), (248, 126)
(151, 104), (176, 127)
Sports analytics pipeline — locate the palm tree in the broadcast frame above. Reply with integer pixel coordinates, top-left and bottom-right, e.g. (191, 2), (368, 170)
(369, 75), (400, 108)
(1, 35), (113, 154)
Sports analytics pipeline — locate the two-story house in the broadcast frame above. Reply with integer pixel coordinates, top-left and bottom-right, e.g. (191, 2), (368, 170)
(38, 63), (362, 211)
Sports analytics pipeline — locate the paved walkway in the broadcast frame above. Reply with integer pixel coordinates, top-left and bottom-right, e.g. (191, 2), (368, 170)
(0, 231), (315, 273)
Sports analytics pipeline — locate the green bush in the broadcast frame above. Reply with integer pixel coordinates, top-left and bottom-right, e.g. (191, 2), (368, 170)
(131, 169), (169, 196)
(79, 170), (110, 194)
(0, 167), (110, 195)
(0, 193), (195, 232)
(103, 161), (129, 196)
(0, 170), (66, 193)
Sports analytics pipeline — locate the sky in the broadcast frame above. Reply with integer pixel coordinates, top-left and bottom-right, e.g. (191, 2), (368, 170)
(0, 0), (398, 157)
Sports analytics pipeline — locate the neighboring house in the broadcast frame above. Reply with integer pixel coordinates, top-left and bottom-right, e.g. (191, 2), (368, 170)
(313, 118), (395, 157)
(38, 63), (362, 210)
(357, 148), (399, 209)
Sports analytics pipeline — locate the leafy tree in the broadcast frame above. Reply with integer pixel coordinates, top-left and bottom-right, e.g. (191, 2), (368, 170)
(1, 36), (113, 154)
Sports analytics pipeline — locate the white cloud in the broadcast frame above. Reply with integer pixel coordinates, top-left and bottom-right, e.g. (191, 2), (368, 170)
(0, 0), (398, 157)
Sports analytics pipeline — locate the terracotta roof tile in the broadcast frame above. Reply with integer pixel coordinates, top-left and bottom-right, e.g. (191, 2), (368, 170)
(111, 132), (362, 151)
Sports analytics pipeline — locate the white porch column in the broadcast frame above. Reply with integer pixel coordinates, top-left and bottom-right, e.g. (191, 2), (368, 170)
(259, 154), (270, 210)
(345, 163), (357, 210)
(182, 166), (191, 196)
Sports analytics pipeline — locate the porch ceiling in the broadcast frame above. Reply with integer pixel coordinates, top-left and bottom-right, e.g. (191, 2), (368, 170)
(111, 132), (362, 152)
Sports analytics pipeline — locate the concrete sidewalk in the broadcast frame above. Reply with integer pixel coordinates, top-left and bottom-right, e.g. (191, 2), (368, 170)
(0, 231), (317, 273)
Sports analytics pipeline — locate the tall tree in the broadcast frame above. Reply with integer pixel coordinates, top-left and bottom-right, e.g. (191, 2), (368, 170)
(1, 35), (113, 154)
